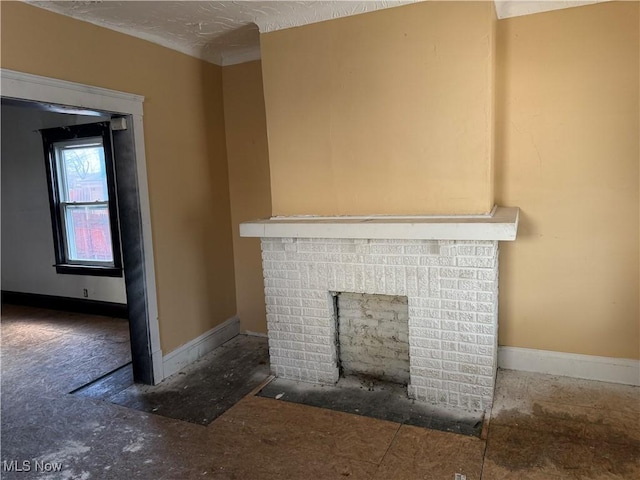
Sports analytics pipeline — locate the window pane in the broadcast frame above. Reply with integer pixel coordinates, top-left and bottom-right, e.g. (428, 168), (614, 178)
(64, 205), (114, 263)
(59, 140), (109, 202)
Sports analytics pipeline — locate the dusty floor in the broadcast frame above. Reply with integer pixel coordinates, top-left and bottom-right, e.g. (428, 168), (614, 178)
(75, 335), (269, 426)
(259, 375), (483, 436)
(1, 305), (639, 479)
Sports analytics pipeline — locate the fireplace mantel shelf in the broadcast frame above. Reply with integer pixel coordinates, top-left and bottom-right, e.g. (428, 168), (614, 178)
(240, 206), (519, 241)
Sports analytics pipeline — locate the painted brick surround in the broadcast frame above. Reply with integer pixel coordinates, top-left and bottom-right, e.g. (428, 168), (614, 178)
(261, 237), (499, 412)
(241, 207), (519, 414)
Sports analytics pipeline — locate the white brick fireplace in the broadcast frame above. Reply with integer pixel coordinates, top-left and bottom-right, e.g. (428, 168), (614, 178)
(241, 207), (519, 413)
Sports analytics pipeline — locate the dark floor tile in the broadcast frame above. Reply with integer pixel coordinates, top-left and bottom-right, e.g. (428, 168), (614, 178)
(108, 335), (270, 425)
(259, 375), (484, 437)
(72, 363), (134, 399)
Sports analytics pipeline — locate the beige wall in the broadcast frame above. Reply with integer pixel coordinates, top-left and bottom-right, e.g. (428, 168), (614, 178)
(5, 0), (636, 363)
(251, 0), (639, 360)
(0, 1), (237, 354)
(261, 1), (496, 216)
(495, 1), (639, 359)
(222, 61), (271, 334)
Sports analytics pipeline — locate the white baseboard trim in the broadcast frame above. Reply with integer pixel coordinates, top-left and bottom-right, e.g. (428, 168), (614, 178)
(498, 346), (640, 386)
(152, 348), (164, 385)
(162, 316), (240, 379)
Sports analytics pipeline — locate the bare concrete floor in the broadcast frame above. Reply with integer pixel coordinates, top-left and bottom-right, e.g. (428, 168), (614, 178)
(2, 305), (639, 479)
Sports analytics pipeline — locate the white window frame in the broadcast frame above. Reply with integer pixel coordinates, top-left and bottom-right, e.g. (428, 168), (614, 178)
(53, 137), (115, 267)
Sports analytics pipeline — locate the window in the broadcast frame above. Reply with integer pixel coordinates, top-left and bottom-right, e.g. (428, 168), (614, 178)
(41, 122), (122, 276)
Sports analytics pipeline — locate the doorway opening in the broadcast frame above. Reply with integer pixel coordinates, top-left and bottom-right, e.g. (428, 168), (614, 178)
(1, 70), (161, 387)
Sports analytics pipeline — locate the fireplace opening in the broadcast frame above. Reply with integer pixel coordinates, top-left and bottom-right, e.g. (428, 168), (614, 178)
(335, 292), (410, 386)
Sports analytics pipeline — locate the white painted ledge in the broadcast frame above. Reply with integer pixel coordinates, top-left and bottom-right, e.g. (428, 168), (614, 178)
(240, 206), (519, 241)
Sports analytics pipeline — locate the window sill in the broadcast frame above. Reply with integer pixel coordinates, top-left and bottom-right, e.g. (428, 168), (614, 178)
(54, 264), (123, 277)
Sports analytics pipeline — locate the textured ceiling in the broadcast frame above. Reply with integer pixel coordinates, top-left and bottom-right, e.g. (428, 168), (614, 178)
(494, 0), (604, 19)
(27, 1), (417, 65)
(26, 1), (608, 66)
